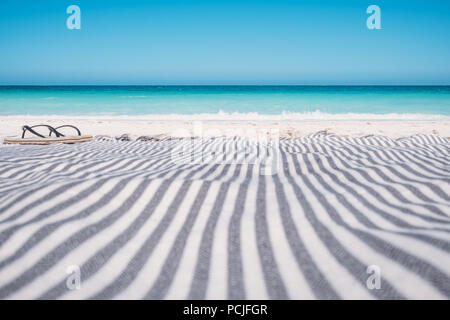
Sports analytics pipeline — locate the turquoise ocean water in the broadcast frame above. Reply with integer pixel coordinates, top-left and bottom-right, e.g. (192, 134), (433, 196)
(0, 86), (449, 119)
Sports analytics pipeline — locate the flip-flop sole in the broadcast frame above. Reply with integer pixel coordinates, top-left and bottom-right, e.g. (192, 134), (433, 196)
(3, 135), (93, 145)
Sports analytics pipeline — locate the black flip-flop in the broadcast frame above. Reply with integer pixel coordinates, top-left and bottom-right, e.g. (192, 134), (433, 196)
(4, 124), (92, 145)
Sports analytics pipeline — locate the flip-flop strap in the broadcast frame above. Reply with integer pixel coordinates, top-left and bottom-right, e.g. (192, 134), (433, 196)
(50, 125), (82, 137)
(22, 125), (62, 138)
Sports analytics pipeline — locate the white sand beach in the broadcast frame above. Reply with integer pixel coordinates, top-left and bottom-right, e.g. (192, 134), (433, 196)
(0, 117), (449, 140)
(0, 116), (449, 300)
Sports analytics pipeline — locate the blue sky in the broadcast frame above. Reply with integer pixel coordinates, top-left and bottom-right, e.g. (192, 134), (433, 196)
(0, 0), (449, 84)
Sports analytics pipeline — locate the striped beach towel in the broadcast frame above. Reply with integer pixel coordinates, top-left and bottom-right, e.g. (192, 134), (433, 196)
(0, 133), (449, 299)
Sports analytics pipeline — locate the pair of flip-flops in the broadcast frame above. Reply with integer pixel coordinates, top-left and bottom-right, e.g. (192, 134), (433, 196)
(3, 125), (93, 145)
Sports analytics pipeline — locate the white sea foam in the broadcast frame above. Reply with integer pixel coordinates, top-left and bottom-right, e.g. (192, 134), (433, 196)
(2, 110), (450, 121)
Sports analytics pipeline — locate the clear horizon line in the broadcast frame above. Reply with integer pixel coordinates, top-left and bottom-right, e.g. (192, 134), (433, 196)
(1, 84), (450, 87)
